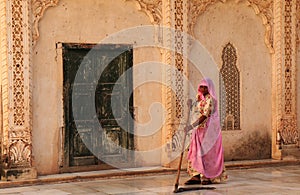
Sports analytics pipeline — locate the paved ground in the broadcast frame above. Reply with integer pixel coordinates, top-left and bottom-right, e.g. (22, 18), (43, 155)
(0, 165), (299, 194)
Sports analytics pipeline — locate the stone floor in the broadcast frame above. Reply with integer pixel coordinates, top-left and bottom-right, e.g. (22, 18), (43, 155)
(0, 165), (299, 195)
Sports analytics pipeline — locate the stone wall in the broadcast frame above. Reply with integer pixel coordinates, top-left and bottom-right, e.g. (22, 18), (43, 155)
(32, 0), (162, 174)
(190, 1), (272, 160)
(0, 0), (299, 178)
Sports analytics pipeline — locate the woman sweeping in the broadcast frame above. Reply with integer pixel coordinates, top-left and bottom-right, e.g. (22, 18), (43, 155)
(184, 78), (227, 185)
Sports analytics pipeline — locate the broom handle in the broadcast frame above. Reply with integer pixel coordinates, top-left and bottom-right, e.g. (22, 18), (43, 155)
(174, 100), (192, 187)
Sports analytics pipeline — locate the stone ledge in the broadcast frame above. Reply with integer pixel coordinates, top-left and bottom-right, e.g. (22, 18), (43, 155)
(0, 159), (299, 188)
(224, 159), (300, 169)
(1, 168), (37, 181)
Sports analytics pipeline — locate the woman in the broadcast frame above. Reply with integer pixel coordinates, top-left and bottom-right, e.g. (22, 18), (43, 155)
(184, 78), (227, 185)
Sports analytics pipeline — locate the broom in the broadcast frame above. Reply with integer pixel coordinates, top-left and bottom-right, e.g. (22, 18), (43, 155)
(173, 99), (216, 193)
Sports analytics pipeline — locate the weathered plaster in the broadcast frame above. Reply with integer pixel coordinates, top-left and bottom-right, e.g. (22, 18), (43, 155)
(32, 0), (60, 45)
(188, 0), (274, 53)
(192, 0), (272, 160)
(32, 0), (163, 174)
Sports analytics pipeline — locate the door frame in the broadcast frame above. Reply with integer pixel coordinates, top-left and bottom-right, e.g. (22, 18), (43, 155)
(57, 42), (134, 173)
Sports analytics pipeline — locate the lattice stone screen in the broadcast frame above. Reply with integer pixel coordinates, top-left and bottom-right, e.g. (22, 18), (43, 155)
(220, 43), (240, 130)
(174, 0), (184, 119)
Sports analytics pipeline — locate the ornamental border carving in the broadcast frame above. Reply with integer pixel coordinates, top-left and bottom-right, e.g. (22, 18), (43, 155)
(32, 0), (60, 45)
(2, 0), (60, 169)
(127, 0), (162, 24)
(297, 1), (300, 44)
(273, 0), (283, 150)
(161, 0), (174, 142)
(272, 0), (298, 146)
(280, 0), (298, 145)
(5, 0), (32, 168)
(174, 0), (184, 120)
(188, 0), (274, 53)
(0, 0), (8, 160)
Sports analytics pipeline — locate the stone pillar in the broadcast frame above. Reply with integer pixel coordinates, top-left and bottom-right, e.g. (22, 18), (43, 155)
(161, 0), (189, 167)
(272, 0), (299, 160)
(0, 0), (60, 181)
(297, 0), (300, 149)
(0, 0), (8, 180)
(0, 0), (36, 181)
(161, 0), (173, 166)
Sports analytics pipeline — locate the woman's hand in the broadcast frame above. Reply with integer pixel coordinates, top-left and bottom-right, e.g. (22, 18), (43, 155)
(184, 124), (193, 133)
(187, 99), (193, 109)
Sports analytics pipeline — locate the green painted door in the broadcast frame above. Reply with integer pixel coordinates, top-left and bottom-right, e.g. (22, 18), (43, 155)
(62, 43), (134, 172)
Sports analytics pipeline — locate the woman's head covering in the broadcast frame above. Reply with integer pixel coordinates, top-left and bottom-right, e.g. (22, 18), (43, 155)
(198, 78), (217, 102)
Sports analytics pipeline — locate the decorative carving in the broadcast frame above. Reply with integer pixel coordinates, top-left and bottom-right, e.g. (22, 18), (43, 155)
(1, 0), (297, 170)
(188, 0), (218, 35)
(9, 140), (31, 167)
(9, 129), (31, 141)
(278, 0), (298, 145)
(11, 0), (25, 126)
(273, 0), (283, 150)
(32, 0), (59, 44)
(281, 117), (298, 145)
(161, 1), (175, 142)
(273, 0), (298, 147)
(188, 0), (274, 53)
(247, 0), (273, 52)
(4, 0), (33, 169)
(296, 0), (300, 44)
(220, 43), (240, 130)
(128, 0), (162, 24)
(174, 0), (184, 119)
(0, 0), (7, 167)
(283, 0), (292, 115)
(297, 1), (300, 147)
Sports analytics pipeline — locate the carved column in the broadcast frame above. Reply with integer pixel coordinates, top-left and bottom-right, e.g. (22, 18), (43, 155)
(296, 0), (300, 148)
(1, 0), (59, 180)
(130, 0), (189, 166)
(0, 0), (36, 180)
(165, 0), (189, 166)
(160, 0), (173, 166)
(272, 0), (299, 159)
(0, 0), (8, 179)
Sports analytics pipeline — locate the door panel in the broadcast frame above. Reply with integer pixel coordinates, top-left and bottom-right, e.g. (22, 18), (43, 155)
(62, 43), (133, 171)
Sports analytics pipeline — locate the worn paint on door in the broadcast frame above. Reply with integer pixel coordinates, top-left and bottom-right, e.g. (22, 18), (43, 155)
(62, 43), (133, 172)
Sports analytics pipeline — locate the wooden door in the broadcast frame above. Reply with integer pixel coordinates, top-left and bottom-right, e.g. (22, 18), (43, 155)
(62, 43), (133, 172)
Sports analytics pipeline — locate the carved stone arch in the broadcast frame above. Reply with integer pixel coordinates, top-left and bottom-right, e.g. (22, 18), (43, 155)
(127, 0), (162, 24)
(31, 0), (164, 44)
(188, 0), (274, 53)
(32, 0), (60, 45)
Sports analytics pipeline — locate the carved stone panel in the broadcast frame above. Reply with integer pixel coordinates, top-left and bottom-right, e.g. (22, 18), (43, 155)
(0, 0), (37, 180)
(32, 0), (60, 45)
(5, 0), (32, 168)
(280, 0), (298, 145)
(128, 0), (162, 24)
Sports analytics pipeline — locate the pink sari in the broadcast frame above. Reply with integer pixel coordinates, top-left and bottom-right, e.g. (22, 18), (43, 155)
(187, 78), (224, 179)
